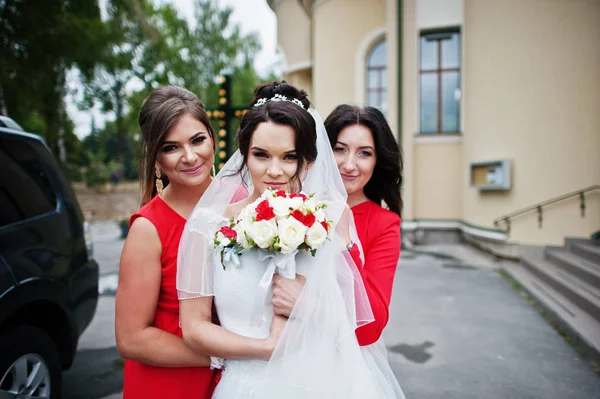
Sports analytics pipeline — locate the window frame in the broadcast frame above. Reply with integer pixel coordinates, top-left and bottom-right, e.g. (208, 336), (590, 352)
(366, 38), (387, 115)
(419, 27), (462, 135)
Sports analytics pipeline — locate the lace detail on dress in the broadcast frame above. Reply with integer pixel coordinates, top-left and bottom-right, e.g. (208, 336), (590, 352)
(188, 207), (229, 240)
(192, 207), (228, 225)
(221, 360), (269, 395)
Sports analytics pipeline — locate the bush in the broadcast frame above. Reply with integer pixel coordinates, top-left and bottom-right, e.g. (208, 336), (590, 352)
(118, 219), (129, 239)
(85, 164), (110, 188)
(66, 164), (84, 182)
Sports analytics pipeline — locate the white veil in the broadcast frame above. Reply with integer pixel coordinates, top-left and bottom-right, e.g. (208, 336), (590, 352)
(177, 109), (405, 398)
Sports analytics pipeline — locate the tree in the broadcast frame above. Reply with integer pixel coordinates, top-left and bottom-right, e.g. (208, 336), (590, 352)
(81, 0), (265, 177)
(81, 0), (159, 178)
(0, 0), (104, 164)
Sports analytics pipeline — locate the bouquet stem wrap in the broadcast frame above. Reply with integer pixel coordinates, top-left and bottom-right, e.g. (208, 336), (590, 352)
(252, 250), (298, 326)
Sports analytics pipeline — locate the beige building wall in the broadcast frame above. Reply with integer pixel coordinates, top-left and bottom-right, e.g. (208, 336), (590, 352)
(272, 0), (311, 71)
(312, 0), (386, 115)
(386, 0), (399, 136)
(462, 0), (600, 244)
(413, 139), (463, 219)
(401, 0), (417, 221)
(408, 0), (464, 222)
(285, 69), (313, 101)
(417, 0), (463, 28)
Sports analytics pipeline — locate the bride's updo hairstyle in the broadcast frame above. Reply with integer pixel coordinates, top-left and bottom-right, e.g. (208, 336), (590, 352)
(233, 81), (317, 190)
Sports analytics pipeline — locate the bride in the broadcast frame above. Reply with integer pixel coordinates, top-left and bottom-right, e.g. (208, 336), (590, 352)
(177, 81), (405, 398)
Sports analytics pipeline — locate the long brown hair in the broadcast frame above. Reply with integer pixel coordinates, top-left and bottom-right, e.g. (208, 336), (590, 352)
(324, 105), (403, 217)
(138, 86), (215, 206)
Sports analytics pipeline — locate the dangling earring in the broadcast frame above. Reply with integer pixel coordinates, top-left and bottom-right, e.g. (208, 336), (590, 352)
(211, 164), (216, 178)
(155, 165), (164, 196)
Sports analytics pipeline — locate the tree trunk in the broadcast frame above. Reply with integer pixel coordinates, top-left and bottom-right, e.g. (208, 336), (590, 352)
(41, 68), (65, 161)
(114, 80), (125, 168)
(56, 67), (67, 164)
(0, 85), (8, 116)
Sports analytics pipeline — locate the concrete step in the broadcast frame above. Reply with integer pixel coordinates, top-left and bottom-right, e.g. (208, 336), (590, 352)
(502, 261), (600, 359)
(545, 248), (600, 288)
(572, 242), (600, 265)
(566, 237), (600, 250)
(521, 246), (600, 322)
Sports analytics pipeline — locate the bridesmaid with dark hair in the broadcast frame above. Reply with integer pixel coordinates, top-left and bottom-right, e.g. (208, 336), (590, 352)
(115, 86), (219, 398)
(272, 104), (403, 346)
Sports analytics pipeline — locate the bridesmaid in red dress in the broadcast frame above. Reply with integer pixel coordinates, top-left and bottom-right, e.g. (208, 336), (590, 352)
(115, 86), (219, 398)
(272, 104), (403, 346)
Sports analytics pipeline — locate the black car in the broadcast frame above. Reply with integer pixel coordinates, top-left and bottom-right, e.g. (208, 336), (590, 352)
(0, 122), (99, 398)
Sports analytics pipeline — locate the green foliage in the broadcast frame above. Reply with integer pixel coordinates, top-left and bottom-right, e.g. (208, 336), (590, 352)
(0, 0), (105, 161)
(84, 152), (110, 188)
(1, 0), (275, 186)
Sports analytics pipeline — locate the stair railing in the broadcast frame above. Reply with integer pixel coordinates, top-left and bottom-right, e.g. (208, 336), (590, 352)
(493, 185), (600, 235)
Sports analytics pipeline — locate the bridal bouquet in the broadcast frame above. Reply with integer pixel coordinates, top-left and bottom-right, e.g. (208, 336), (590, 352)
(213, 188), (332, 273)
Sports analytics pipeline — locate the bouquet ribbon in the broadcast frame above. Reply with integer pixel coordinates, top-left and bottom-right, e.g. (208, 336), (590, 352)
(222, 247), (241, 269)
(252, 250), (298, 326)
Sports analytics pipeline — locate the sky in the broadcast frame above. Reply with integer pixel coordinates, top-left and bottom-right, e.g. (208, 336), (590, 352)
(66, 0), (277, 138)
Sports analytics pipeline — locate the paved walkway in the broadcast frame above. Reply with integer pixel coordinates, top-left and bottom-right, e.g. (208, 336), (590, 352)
(63, 223), (600, 398)
(385, 248), (600, 399)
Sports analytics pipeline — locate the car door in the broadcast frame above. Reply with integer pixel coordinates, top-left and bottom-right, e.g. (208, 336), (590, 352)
(0, 133), (73, 288)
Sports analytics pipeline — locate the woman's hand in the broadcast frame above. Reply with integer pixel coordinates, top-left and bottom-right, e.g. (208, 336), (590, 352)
(272, 274), (307, 317)
(264, 313), (288, 359)
(336, 205), (353, 246)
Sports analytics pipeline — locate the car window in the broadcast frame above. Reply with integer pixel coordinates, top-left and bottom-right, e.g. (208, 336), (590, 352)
(0, 136), (57, 227)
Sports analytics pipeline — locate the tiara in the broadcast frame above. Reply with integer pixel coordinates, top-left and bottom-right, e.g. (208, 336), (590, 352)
(253, 94), (305, 109)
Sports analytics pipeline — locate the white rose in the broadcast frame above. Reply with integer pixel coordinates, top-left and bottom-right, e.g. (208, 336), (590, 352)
(305, 222), (328, 250)
(303, 198), (318, 213)
(238, 205), (255, 225)
(233, 221), (252, 249)
(246, 219), (278, 249)
(313, 209), (326, 222)
(263, 189), (275, 200)
(278, 217), (308, 254)
(288, 196), (304, 211)
(271, 197), (292, 220)
(216, 231), (231, 247)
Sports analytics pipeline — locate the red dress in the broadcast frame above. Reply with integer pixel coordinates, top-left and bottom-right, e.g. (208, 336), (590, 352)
(348, 200), (401, 346)
(123, 196), (219, 399)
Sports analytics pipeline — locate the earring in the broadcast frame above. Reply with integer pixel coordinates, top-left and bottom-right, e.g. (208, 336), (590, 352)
(211, 164), (216, 178)
(155, 165), (164, 196)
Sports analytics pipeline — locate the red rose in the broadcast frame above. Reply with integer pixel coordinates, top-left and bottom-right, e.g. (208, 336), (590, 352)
(302, 213), (316, 227)
(256, 200), (275, 221)
(321, 221), (329, 232)
(220, 226), (237, 239)
(290, 209), (305, 222)
(290, 210), (316, 227)
(275, 190), (287, 198)
(290, 193), (307, 200)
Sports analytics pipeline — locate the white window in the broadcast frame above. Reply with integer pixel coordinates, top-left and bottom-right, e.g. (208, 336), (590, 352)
(366, 39), (387, 115)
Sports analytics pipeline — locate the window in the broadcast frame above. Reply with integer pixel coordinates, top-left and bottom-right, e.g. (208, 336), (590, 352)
(0, 137), (57, 227)
(420, 30), (461, 134)
(366, 39), (387, 115)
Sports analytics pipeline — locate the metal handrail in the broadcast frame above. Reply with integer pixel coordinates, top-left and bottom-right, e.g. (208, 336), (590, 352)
(493, 185), (600, 234)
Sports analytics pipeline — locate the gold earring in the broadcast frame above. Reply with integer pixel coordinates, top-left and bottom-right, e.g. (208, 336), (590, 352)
(155, 165), (164, 196)
(211, 164), (216, 178)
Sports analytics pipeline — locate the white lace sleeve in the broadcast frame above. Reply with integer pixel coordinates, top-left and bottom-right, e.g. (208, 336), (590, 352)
(177, 207), (224, 299)
(177, 149), (247, 300)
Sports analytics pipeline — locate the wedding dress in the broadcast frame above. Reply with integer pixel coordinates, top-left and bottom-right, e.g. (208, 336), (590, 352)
(178, 108), (406, 398)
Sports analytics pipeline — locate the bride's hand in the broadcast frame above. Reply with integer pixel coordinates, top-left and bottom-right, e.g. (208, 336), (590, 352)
(272, 274), (307, 317)
(264, 313), (287, 359)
